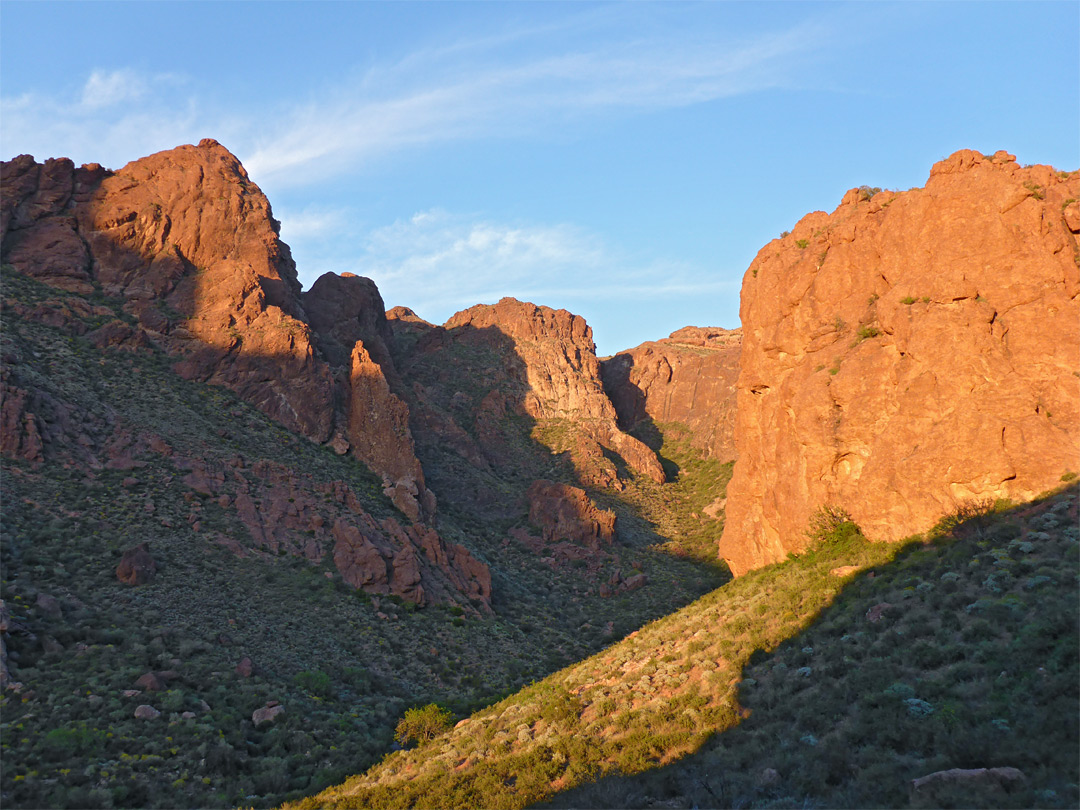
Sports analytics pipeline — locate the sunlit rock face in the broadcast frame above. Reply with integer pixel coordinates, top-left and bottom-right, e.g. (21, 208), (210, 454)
(721, 150), (1080, 575)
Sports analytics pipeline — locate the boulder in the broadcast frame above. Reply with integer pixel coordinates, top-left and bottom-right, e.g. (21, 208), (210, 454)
(910, 767), (1025, 799)
(252, 703), (285, 726)
(116, 543), (156, 585)
(134, 704), (161, 720)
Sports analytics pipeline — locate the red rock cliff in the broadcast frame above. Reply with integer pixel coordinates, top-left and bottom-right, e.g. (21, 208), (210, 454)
(2, 141), (335, 441)
(444, 298), (665, 485)
(602, 327), (741, 462)
(1, 144), (434, 518)
(720, 150), (1080, 575)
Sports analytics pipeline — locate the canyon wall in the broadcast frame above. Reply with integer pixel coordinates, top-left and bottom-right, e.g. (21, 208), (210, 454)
(720, 149), (1080, 575)
(602, 327), (741, 462)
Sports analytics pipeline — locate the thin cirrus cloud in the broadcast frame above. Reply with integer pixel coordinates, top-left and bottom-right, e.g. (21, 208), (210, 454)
(243, 19), (829, 185)
(1, 16), (828, 182)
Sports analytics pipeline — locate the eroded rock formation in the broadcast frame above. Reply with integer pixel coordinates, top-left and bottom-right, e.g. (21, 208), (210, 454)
(303, 272), (434, 520)
(0, 144), (434, 513)
(602, 327), (741, 462)
(441, 298), (665, 486)
(721, 150), (1080, 575)
(2, 141), (335, 441)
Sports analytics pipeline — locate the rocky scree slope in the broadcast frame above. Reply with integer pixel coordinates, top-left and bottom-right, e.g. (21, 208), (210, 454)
(722, 149), (1080, 575)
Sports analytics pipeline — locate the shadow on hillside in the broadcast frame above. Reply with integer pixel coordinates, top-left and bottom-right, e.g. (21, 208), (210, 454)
(542, 486), (1080, 810)
(385, 313), (730, 627)
(2, 167), (730, 657)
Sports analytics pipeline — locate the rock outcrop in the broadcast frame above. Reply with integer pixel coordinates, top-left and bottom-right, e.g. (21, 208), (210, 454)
(178, 455), (490, 611)
(1, 141), (335, 441)
(527, 480), (616, 548)
(116, 543), (157, 585)
(441, 298), (665, 485)
(0, 145), (433, 515)
(602, 326), (741, 462)
(302, 272), (432, 517)
(721, 150), (1080, 575)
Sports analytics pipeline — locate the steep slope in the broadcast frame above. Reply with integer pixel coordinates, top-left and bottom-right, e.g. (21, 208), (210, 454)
(0, 143), (435, 519)
(552, 487), (1079, 810)
(601, 326), (741, 463)
(289, 487), (1078, 810)
(721, 150), (1080, 575)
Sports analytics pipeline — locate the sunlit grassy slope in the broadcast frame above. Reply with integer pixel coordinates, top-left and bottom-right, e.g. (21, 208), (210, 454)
(290, 487), (1078, 810)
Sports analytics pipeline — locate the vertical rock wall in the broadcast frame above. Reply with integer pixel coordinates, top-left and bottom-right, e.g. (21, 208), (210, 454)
(721, 150), (1080, 575)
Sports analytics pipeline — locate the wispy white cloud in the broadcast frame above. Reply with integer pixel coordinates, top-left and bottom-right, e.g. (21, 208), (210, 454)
(1, 12), (829, 182)
(241, 18), (829, 185)
(284, 207), (738, 331)
(80, 68), (147, 109)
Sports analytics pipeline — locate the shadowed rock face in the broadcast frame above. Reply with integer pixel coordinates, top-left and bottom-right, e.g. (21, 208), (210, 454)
(443, 298), (665, 485)
(303, 272), (434, 521)
(721, 149), (1080, 575)
(602, 327), (741, 462)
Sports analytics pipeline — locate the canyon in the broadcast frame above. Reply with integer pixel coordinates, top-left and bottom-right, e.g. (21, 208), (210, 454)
(1, 142), (1076, 810)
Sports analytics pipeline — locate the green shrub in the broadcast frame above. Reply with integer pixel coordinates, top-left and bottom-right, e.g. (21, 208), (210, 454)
(294, 670), (333, 699)
(854, 324), (881, 342)
(394, 704), (454, 746)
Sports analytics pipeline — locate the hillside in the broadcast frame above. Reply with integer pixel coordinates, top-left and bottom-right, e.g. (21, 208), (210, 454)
(0, 144), (734, 809)
(290, 487), (1078, 810)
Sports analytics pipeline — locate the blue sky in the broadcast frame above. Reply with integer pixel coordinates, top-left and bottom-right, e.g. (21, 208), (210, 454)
(3, 1), (1077, 355)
